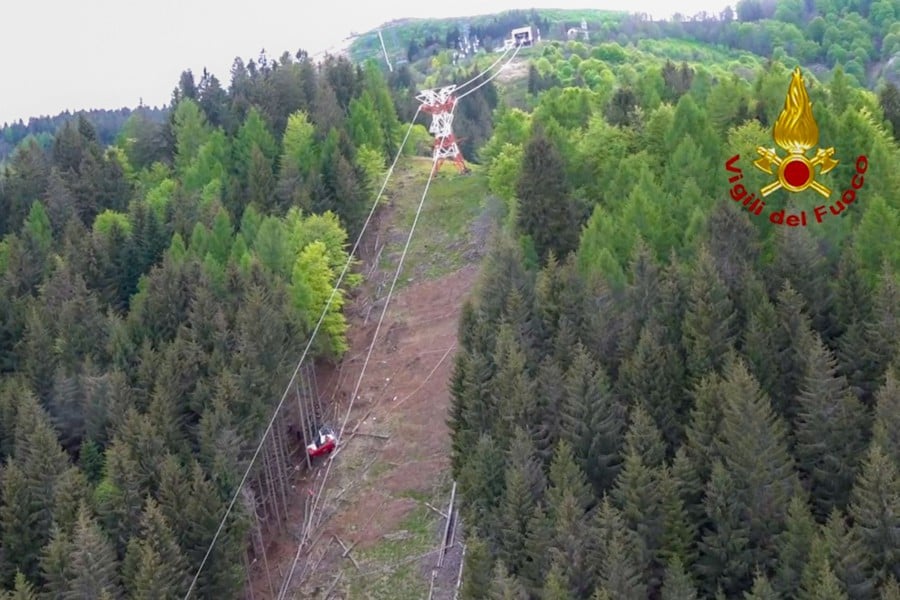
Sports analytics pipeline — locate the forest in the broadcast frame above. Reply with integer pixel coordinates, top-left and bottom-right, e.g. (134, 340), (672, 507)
(0, 107), (167, 165)
(0, 48), (508, 597)
(1, 0), (899, 597)
(450, 7), (900, 600)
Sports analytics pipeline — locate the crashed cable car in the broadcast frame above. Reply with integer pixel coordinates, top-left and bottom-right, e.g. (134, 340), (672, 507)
(306, 426), (337, 458)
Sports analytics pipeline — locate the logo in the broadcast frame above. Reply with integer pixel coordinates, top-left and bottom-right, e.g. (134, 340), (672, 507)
(723, 67), (868, 227)
(753, 67), (838, 197)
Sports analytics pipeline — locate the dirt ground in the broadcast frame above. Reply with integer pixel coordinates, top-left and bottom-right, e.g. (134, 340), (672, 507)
(246, 160), (489, 599)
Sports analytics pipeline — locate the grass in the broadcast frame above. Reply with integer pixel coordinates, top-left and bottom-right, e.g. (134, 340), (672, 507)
(378, 157), (491, 287)
(342, 474), (455, 599)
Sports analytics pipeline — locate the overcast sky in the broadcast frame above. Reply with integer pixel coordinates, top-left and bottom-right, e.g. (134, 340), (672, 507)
(2, 0), (732, 125)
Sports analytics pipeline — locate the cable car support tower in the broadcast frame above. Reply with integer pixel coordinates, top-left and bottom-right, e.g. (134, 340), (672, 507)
(415, 85), (470, 175)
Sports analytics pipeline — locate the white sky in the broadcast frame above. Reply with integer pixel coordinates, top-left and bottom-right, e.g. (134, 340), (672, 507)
(1, 0), (731, 125)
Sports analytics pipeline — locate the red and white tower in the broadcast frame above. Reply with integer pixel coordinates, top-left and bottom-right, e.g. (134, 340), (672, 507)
(416, 85), (470, 174)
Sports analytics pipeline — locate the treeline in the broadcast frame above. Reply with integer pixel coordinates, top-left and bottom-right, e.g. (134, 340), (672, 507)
(451, 40), (900, 598)
(0, 51), (404, 597)
(0, 107), (167, 164)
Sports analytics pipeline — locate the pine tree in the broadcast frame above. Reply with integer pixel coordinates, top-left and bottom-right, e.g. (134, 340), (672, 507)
(522, 505), (553, 592)
(532, 356), (564, 465)
(39, 525), (72, 599)
(773, 495), (817, 596)
(591, 498), (646, 600)
(515, 123), (579, 263)
(658, 466), (698, 570)
(546, 440), (593, 518)
(771, 283), (816, 417)
(561, 344), (625, 493)
(661, 557), (698, 600)
(872, 372), (900, 463)
(715, 359), (799, 570)
(617, 319), (686, 449)
(64, 503), (121, 599)
(821, 509), (875, 598)
(740, 293), (781, 400)
(489, 561), (529, 599)
(457, 435), (507, 541)
(7, 571), (38, 600)
(121, 496), (189, 598)
(542, 559), (570, 600)
(794, 331), (868, 517)
(460, 536), (493, 600)
(682, 245), (737, 383)
(498, 461), (536, 574)
(767, 226), (834, 337)
(696, 461), (753, 597)
(611, 444), (664, 589)
(846, 443), (900, 583)
(743, 572), (780, 599)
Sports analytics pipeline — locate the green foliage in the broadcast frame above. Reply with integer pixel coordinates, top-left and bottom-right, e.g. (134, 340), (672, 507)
(92, 210), (131, 238)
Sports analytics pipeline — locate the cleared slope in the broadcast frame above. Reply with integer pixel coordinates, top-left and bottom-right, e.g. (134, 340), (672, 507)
(261, 157), (497, 599)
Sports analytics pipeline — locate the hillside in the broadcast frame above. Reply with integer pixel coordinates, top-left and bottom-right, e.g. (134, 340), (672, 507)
(0, 1), (898, 599)
(355, 3), (900, 88)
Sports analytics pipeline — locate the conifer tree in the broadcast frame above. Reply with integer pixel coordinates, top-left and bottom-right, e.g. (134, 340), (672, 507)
(546, 440), (593, 518)
(682, 372), (726, 491)
(561, 344), (625, 493)
(617, 238), (661, 362)
(872, 372), (900, 463)
(611, 444), (664, 588)
(532, 356), (564, 465)
(743, 572), (780, 599)
(661, 557), (698, 600)
(682, 245), (737, 383)
(39, 525), (71, 599)
(771, 283), (816, 417)
(670, 445), (706, 536)
(715, 359), (799, 569)
(460, 536), (493, 600)
(598, 519), (648, 599)
(840, 264), (899, 402)
(542, 559), (570, 600)
(457, 435), (507, 540)
(122, 496), (189, 598)
(591, 498), (646, 600)
(618, 319), (686, 449)
(498, 460), (536, 574)
(515, 123), (579, 263)
(821, 509), (875, 598)
(847, 443), (900, 583)
(64, 503), (121, 599)
(490, 324), (535, 444)
(740, 293), (781, 399)
(6, 572), (37, 600)
(696, 461), (753, 597)
(522, 505), (553, 592)
(768, 226), (834, 337)
(773, 495), (817, 595)
(489, 561), (529, 600)
(658, 466), (698, 570)
(794, 331), (868, 517)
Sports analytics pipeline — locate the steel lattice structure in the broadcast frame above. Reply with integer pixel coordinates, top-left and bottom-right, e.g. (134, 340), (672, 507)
(415, 85), (469, 174)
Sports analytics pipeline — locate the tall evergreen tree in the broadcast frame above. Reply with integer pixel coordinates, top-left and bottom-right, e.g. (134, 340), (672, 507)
(793, 331), (869, 517)
(515, 123), (579, 263)
(682, 246), (737, 383)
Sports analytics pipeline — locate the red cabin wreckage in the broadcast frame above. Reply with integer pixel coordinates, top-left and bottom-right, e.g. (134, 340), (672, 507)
(306, 426), (337, 458)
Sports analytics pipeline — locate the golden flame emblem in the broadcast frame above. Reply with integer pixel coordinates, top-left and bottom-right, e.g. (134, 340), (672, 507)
(753, 67), (838, 197)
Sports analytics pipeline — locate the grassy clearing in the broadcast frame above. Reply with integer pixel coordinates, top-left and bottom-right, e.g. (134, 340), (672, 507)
(379, 157), (491, 286)
(342, 474), (454, 599)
